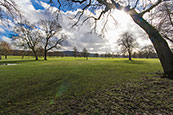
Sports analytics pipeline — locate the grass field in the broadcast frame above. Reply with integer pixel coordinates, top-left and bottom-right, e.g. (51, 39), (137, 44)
(0, 56), (172, 114)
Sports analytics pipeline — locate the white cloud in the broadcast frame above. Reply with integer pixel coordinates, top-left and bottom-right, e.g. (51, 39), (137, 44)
(14, 0), (46, 24)
(0, 28), (4, 33)
(1, 36), (12, 44)
(7, 0), (152, 53)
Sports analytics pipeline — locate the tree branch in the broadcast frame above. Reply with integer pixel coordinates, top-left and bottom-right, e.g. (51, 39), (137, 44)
(72, 0), (92, 27)
(101, 10), (111, 34)
(163, 34), (173, 43)
(69, 0), (87, 4)
(81, 6), (109, 25)
(133, 0), (140, 9)
(57, 0), (61, 10)
(47, 36), (65, 51)
(140, 0), (162, 16)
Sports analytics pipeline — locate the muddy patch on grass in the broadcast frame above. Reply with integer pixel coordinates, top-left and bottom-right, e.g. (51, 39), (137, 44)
(46, 76), (173, 115)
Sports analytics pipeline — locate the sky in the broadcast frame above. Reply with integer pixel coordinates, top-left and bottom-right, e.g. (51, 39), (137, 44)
(0, 0), (152, 53)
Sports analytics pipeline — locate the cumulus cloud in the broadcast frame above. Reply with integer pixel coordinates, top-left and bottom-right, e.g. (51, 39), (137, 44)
(57, 9), (150, 53)
(1, 0), (152, 53)
(13, 0), (47, 24)
(0, 28), (5, 33)
(1, 36), (12, 43)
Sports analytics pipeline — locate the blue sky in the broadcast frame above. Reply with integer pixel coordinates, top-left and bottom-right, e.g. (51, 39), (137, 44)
(31, 0), (45, 10)
(0, 0), (151, 53)
(0, 28), (17, 39)
(30, 0), (98, 13)
(0, 0), (46, 40)
(30, 0), (82, 12)
(0, 0), (94, 40)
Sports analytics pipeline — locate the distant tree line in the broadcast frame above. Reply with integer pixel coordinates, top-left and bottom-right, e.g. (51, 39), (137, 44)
(0, 40), (160, 60)
(72, 46), (159, 59)
(0, 41), (11, 59)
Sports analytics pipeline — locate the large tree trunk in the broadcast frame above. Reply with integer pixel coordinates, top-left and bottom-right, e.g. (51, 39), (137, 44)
(32, 50), (38, 60)
(130, 12), (173, 78)
(128, 50), (132, 61)
(5, 55), (7, 59)
(146, 53), (149, 59)
(44, 50), (47, 60)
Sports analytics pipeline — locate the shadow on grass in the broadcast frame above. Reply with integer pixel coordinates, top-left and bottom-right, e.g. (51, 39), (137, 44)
(114, 60), (146, 64)
(0, 59), (44, 65)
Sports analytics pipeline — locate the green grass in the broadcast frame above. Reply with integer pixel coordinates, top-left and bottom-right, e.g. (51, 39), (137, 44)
(0, 56), (163, 114)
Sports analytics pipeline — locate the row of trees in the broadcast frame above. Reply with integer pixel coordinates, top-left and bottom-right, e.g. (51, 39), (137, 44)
(0, 0), (66, 60)
(117, 32), (159, 60)
(72, 43), (159, 60)
(0, 40), (159, 60)
(73, 47), (89, 60)
(0, 41), (11, 59)
(13, 18), (66, 60)
(0, 40), (90, 60)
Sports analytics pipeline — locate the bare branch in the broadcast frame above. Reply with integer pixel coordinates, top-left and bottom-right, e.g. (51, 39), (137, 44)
(133, 0), (140, 9)
(163, 34), (173, 43)
(91, 19), (97, 33)
(47, 35), (66, 51)
(101, 10), (111, 34)
(71, 3), (102, 20)
(164, 3), (173, 27)
(110, 0), (123, 10)
(72, 0), (92, 27)
(140, 0), (162, 16)
(68, 0), (87, 4)
(81, 6), (109, 25)
(57, 0), (61, 10)
(110, 12), (117, 24)
(0, 0), (21, 19)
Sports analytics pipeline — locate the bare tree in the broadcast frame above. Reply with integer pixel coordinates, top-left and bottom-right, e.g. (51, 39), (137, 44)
(151, 1), (173, 43)
(117, 32), (138, 61)
(94, 53), (99, 57)
(37, 47), (44, 58)
(82, 48), (89, 60)
(14, 20), (41, 60)
(0, 41), (11, 59)
(141, 45), (156, 59)
(132, 52), (138, 58)
(105, 52), (112, 58)
(0, 0), (19, 20)
(39, 19), (65, 60)
(51, 0), (173, 77)
(73, 46), (78, 58)
(19, 50), (26, 59)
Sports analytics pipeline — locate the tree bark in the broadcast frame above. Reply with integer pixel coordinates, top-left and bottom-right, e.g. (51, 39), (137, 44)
(130, 12), (173, 78)
(32, 50), (38, 60)
(44, 50), (47, 60)
(146, 55), (149, 59)
(128, 50), (132, 61)
(5, 55), (7, 59)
